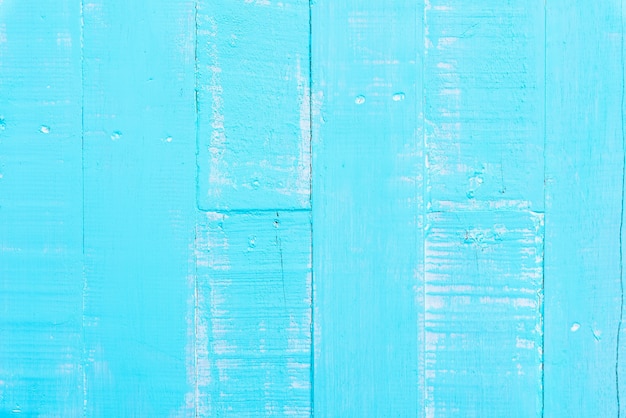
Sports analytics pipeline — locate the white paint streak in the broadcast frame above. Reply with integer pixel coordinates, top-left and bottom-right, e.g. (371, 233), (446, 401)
(294, 56), (312, 205)
(204, 18), (231, 193)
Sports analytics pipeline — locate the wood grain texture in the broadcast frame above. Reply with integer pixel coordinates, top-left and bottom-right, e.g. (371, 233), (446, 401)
(424, 211), (543, 417)
(2, 1), (626, 416)
(82, 1), (197, 415)
(196, 0), (311, 211)
(311, 1), (424, 416)
(423, 1), (545, 416)
(195, 211), (311, 416)
(544, 2), (625, 416)
(424, 0), (545, 212)
(0, 1), (84, 416)
(195, 1), (312, 416)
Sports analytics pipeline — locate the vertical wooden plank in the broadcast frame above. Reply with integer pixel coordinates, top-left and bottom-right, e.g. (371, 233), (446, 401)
(311, 1), (424, 416)
(195, 211), (311, 416)
(195, 1), (312, 416)
(424, 212), (543, 417)
(81, 1), (197, 415)
(0, 1), (84, 416)
(544, 2), (624, 416)
(424, 0), (545, 213)
(196, 0), (311, 211)
(423, 1), (544, 416)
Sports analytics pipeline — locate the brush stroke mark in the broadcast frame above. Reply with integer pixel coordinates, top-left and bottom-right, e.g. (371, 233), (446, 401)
(424, 211), (544, 418)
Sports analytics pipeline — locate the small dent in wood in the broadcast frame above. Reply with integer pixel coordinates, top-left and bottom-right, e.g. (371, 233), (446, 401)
(392, 92), (405, 102)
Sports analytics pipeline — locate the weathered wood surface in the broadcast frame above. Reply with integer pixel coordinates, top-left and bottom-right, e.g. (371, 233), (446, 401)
(0, 1), (624, 416)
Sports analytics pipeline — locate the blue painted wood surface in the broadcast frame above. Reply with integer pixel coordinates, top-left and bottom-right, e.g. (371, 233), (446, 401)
(422, 2), (545, 416)
(81, 1), (197, 415)
(544, 2), (624, 416)
(0, 1), (624, 416)
(311, 1), (423, 416)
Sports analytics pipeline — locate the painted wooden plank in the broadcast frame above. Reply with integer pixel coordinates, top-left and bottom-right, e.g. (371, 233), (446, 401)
(7, 1), (626, 415)
(423, 2), (545, 416)
(424, 0), (545, 212)
(81, 1), (197, 415)
(196, 0), (311, 211)
(195, 211), (311, 416)
(311, 1), (424, 416)
(544, 2), (624, 416)
(195, 1), (312, 415)
(0, 1), (84, 416)
(424, 211), (543, 417)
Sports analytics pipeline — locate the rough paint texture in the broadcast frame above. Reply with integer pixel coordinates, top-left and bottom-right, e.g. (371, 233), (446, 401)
(0, 1), (624, 417)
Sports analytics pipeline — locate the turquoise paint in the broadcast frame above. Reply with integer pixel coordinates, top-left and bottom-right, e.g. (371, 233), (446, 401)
(0, 1), (84, 415)
(195, 1), (312, 415)
(81, 1), (197, 415)
(544, 1), (625, 416)
(0, 1), (624, 417)
(311, 1), (423, 416)
(195, 211), (311, 416)
(196, 0), (311, 211)
(423, 2), (545, 416)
